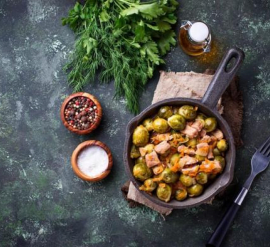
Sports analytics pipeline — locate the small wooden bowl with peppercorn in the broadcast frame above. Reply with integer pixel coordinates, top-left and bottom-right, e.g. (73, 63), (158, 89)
(60, 92), (102, 135)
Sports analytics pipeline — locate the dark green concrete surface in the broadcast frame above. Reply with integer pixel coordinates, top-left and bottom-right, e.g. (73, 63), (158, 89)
(1, 0), (270, 246)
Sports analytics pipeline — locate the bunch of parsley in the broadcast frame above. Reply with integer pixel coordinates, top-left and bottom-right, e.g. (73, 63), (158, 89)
(62, 0), (178, 113)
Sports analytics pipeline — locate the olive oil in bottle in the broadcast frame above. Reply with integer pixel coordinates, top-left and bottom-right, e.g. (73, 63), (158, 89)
(179, 21), (211, 56)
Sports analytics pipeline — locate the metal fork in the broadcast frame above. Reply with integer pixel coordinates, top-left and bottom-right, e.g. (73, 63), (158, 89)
(206, 136), (270, 247)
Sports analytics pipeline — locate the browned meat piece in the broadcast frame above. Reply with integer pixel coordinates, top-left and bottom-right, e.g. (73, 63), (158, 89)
(181, 125), (198, 138)
(200, 160), (222, 174)
(182, 165), (200, 177)
(200, 129), (207, 138)
(208, 145), (214, 159)
(151, 133), (172, 144)
(177, 145), (196, 156)
(196, 143), (210, 156)
(200, 135), (211, 143)
(179, 155), (198, 170)
(191, 119), (204, 132)
(145, 151), (161, 168)
(211, 129), (224, 140)
(154, 141), (171, 155)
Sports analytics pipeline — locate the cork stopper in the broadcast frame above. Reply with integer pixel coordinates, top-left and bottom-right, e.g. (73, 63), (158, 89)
(188, 22), (209, 43)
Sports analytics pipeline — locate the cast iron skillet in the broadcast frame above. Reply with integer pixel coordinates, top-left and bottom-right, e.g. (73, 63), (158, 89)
(124, 48), (245, 209)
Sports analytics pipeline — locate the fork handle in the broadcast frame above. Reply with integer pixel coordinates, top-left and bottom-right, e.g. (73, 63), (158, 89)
(206, 187), (248, 247)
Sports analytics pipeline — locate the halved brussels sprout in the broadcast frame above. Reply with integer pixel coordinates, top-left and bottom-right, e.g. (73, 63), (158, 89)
(156, 183), (172, 202)
(213, 148), (221, 156)
(170, 153), (180, 165)
(187, 184), (204, 197)
(204, 117), (217, 132)
(142, 118), (153, 131)
(159, 168), (179, 183)
(132, 125), (149, 147)
(186, 138), (198, 149)
(130, 145), (140, 159)
(196, 172), (208, 185)
(195, 154), (206, 162)
(175, 188), (188, 201)
(135, 156), (146, 165)
(152, 118), (169, 133)
(214, 156), (226, 168)
(180, 174), (195, 187)
(217, 139), (228, 152)
(179, 105), (197, 120)
(158, 106), (173, 119)
(133, 163), (152, 181)
(139, 178), (157, 192)
(167, 114), (186, 130)
(196, 113), (207, 120)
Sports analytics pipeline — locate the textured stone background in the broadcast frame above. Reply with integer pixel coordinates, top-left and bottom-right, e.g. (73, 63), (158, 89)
(0, 0), (270, 246)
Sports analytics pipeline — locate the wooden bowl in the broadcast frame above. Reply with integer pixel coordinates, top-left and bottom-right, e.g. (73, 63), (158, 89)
(71, 140), (113, 182)
(60, 92), (102, 135)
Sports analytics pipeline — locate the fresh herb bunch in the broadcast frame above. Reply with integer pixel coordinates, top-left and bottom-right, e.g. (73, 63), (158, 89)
(62, 0), (178, 113)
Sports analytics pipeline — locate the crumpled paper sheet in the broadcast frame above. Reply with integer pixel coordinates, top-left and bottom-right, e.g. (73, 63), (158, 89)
(126, 70), (243, 216)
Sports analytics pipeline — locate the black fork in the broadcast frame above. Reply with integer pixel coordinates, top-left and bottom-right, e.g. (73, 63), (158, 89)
(206, 136), (270, 247)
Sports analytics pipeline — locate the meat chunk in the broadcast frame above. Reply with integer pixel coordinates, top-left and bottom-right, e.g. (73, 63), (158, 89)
(196, 143), (210, 156)
(200, 129), (207, 138)
(177, 145), (196, 156)
(145, 151), (161, 168)
(208, 146), (214, 159)
(182, 165), (199, 177)
(181, 125), (198, 138)
(211, 129), (224, 140)
(191, 119), (204, 132)
(154, 141), (171, 155)
(200, 160), (222, 174)
(151, 133), (172, 144)
(179, 155), (198, 170)
(200, 135), (211, 143)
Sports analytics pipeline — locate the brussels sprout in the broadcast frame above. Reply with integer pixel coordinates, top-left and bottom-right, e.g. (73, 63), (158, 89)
(167, 114), (186, 130)
(152, 118), (169, 133)
(142, 118), (153, 131)
(204, 117), (217, 132)
(213, 148), (221, 156)
(160, 168), (179, 183)
(187, 184), (204, 197)
(196, 172), (208, 185)
(133, 163), (152, 181)
(175, 188), (188, 201)
(187, 138), (198, 149)
(195, 154), (206, 162)
(214, 156), (226, 168)
(158, 106), (173, 119)
(135, 156), (146, 165)
(130, 145), (140, 159)
(139, 178), (157, 192)
(132, 125), (149, 147)
(180, 174), (195, 187)
(170, 153), (180, 165)
(156, 183), (172, 202)
(196, 113), (207, 120)
(143, 144), (155, 154)
(217, 139), (228, 152)
(179, 105), (197, 120)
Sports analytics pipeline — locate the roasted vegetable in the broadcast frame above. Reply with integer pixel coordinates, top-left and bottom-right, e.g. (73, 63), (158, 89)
(187, 184), (203, 197)
(139, 178), (157, 192)
(152, 118), (169, 133)
(175, 188), (188, 201)
(180, 174), (195, 187)
(186, 138), (198, 149)
(156, 183), (172, 202)
(143, 118), (153, 132)
(130, 145), (140, 159)
(214, 156), (226, 168)
(158, 106), (173, 119)
(167, 114), (186, 130)
(158, 168), (179, 183)
(179, 105), (197, 120)
(204, 117), (217, 132)
(135, 156), (146, 165)
(133, 163), (152, 181)
(196, 172), (208, 185)
(132, 125), (149, 147)
(217, 139), (228, 152)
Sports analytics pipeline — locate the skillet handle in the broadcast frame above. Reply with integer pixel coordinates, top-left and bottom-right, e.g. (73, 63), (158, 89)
(201, 48), (245, 110)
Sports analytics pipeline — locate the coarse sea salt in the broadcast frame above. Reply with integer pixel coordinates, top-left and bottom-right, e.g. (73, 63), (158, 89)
(77, 146), (108, 177)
